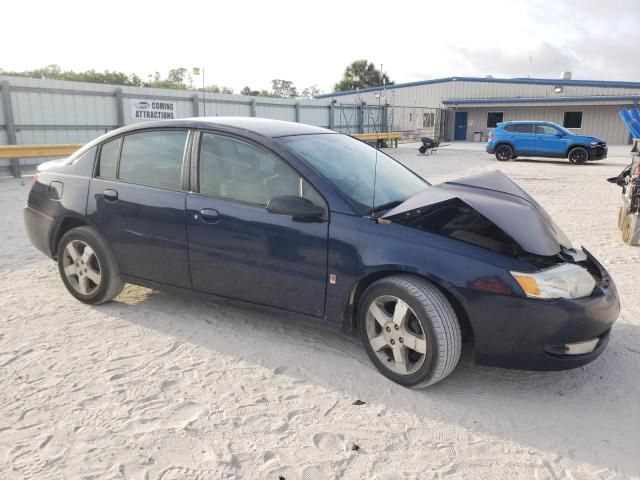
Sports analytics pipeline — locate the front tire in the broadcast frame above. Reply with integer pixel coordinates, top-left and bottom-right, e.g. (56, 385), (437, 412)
(622, 214), (640, 246)
(495, 145), (513, 161)
(419, 145), (427, 154)
(568, 147), (589, 164)
(358, 275), (462, 388)
(57, 226), (123, 304)
(618, 206), (625, 230)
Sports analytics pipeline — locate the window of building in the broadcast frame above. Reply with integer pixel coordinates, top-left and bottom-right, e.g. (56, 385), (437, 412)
(199, 133), (309, 206)
(118, 130), (188, 190)
(487, 112), (504, 128)
(97, 137), (120, 179)
(505, 123), (534, 134)
(563, 111), (583, 129)
(422, 112), (434, 128)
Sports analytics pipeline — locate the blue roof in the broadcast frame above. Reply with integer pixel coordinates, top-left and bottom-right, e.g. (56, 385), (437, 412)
(315, 76), (640, 99)
(442, 95), (640, 105)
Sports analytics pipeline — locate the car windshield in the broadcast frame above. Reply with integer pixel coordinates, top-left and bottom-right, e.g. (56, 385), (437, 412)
(280, 133), (428, 215)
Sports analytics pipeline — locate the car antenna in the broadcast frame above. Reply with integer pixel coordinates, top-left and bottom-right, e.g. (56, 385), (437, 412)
(371, 65), (384, 219)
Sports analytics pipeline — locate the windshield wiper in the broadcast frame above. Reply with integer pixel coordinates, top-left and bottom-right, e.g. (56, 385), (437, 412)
(370, 200), (404, 217)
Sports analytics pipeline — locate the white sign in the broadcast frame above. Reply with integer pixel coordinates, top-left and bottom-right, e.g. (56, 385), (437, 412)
(130, 99), (177, 121)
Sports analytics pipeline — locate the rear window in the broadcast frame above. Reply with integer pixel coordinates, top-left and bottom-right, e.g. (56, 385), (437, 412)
(97, 138), (120, 178)
(505, 124), (534, 134)
(118, 130), (188, 190)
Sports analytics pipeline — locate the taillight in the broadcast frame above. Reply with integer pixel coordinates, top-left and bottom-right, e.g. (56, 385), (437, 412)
(488, 133), (494, 140)
(31, 170), (40, 186)
(634, 163), (640, 177)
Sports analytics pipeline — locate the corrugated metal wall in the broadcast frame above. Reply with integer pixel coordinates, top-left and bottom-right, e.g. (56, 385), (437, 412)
(0, 76), (385, 176)
(456, 105), (630, 144)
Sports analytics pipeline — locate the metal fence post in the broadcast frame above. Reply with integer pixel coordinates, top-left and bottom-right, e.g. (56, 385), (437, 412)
(294, 102), (301, 123)
(382, 104), (389, 133)
(114, 88), (125, 127)
(192, 94), (200, 117)
(0, 80), (20, 178)
(250, 98), (257, 117)
(358, 102), (365, 133)
(328, 101), (335, 130)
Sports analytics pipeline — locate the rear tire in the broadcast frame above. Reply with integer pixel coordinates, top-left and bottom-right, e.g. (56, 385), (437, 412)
(495, 145), (513, 161)
(57, 226), (123, 304)
(568, 147), (589, 164)
(358, 275), (462, 388)
(622, 214), (640, 246)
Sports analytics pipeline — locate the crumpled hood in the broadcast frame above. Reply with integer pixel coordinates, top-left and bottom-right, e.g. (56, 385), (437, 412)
(382, 170), (572, 257)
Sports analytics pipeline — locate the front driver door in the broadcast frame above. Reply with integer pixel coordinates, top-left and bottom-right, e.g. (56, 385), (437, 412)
(535, 124), (568, 155)
(186, 131), (329, 317)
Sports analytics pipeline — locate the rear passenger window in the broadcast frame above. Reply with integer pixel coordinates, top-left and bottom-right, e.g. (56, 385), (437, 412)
(119, 130), (188, 190)
(97, 138), (120, 178)
(506, 124), (534, 134)
(199, 133), (303, 206)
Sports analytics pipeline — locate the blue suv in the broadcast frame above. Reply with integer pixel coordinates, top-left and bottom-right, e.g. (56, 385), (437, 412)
(487, 121), (607, 164)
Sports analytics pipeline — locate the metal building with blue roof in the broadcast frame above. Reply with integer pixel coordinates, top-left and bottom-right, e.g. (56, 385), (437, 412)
(316, 74), (640, 144)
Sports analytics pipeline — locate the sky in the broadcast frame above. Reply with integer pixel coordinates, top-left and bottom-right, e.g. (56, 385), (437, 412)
(3, 0), (639, 94)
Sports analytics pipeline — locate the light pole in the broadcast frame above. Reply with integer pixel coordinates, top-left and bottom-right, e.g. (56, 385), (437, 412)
(192, 67), (205, 116)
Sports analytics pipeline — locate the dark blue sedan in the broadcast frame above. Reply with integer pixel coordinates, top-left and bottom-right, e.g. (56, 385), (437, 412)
(24, 118), (620, 387)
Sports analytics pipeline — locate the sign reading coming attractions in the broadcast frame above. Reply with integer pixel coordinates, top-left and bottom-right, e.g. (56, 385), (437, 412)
(130, 99), (177, 120)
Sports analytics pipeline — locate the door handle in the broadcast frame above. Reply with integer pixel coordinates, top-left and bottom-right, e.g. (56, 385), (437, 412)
(199, 208), (220, 223)
(104, 189), (118, 202)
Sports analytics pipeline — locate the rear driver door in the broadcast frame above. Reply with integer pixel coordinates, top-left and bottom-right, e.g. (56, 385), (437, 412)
(87, 129), (192, 288)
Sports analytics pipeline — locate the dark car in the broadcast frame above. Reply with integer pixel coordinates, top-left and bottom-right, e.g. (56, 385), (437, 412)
(487, 121), (607, 164)
(24, 118), (620, 387)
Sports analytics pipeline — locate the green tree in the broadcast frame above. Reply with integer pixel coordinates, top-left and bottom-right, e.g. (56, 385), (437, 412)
(271, 79), (297, 98)
(301, 84), (321, 99)
(334, 60), (392, 92)
(199, 85), (234, 94)
(241, 86), (259, 96)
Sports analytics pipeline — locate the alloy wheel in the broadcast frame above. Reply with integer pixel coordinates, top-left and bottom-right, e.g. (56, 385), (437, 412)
(365, 295), (427, 375)
(62, 240), (102, 296)
(569, 148), (588, 164)
(496, 146), (512, 161)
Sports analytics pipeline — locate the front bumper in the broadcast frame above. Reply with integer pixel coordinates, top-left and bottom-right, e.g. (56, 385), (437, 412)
(451, 253), (620, 371)
(589, 144), (608, 160)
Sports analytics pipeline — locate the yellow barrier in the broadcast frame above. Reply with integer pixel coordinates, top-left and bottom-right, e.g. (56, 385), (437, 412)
(352, 132), (402, 147)
(0, 144), (84, 159)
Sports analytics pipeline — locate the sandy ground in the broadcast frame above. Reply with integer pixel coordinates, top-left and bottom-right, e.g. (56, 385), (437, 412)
(1, 144), (639, 479)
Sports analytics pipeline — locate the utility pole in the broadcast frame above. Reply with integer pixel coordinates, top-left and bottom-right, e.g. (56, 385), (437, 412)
(192, 67), (206, 116)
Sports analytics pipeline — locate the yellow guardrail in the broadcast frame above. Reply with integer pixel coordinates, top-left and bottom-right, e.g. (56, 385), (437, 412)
(352, 132), (403, 148)
(0, 144), (84, 159)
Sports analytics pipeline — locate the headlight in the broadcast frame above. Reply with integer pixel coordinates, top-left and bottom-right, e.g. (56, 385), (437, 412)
(590, 141), (598, 146)
(510, 263), (596, 299)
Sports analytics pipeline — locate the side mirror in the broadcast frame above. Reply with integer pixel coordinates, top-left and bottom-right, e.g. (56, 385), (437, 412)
(267, 195), (325, 219)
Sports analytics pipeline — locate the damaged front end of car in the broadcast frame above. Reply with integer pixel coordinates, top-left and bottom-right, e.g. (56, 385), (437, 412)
(379, 170), (620, 369)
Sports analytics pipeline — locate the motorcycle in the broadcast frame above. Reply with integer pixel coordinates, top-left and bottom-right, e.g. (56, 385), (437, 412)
(607, 148), (640, 245)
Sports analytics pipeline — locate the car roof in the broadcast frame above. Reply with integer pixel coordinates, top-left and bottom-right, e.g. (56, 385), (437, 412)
(108, 117), (334, 138)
